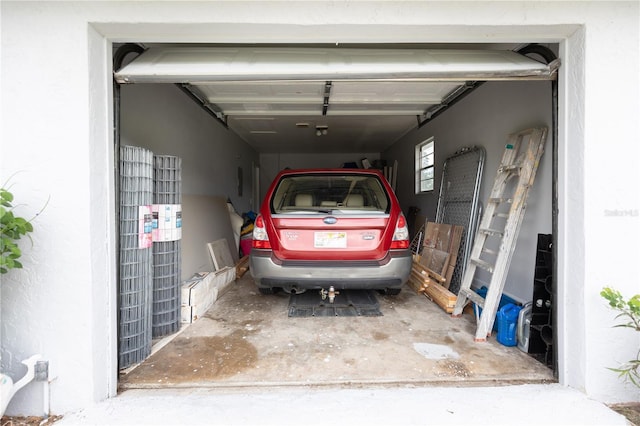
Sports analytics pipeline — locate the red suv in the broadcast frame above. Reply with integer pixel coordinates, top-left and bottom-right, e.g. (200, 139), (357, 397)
(250, 168), (411, 295)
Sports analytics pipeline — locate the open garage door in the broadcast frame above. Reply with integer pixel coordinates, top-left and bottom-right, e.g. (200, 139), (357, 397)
(114, 46), (558, 154)
(114, 46), (558, 84)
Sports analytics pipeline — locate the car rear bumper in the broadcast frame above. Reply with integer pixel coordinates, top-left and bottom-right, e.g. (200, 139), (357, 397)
(249, 249), (412, 290)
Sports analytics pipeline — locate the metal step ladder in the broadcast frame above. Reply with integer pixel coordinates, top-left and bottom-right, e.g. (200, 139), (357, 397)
(410, 223), (425, 255)
(451, 127), (548, 341)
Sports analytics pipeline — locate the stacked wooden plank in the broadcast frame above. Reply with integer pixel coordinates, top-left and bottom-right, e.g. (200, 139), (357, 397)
(236, 255), (250, 278)
(408, 221), (464, 313)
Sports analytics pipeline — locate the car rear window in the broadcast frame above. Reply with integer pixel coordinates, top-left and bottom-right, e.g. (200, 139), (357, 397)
(271, 173), (390, 214)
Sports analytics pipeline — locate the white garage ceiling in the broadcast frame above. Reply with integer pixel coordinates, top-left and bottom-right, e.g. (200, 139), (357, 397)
(114, 45), (558, 154)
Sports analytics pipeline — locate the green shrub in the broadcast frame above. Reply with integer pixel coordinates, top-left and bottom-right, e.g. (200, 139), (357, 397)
(0, 187), (35, 274)
(601, 287), (640, 387)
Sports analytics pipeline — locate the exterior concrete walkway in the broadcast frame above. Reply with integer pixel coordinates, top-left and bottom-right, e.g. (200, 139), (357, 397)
(57, 384), (627, 425)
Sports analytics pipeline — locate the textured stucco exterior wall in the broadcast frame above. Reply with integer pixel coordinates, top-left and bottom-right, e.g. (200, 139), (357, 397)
(1, 0), (638, 415)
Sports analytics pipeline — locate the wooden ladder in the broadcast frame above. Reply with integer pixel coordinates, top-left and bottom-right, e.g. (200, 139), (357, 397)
(451, 127), (548, 341)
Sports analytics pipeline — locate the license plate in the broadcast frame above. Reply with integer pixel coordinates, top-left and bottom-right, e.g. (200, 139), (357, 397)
(314, 231), (347, 248)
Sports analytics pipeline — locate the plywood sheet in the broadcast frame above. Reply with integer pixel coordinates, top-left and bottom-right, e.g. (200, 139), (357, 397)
(423, 222), (453, 252)
(443, 225), (465, 288)
(420, 221), (466, 288)
(419, 248), (450, 277)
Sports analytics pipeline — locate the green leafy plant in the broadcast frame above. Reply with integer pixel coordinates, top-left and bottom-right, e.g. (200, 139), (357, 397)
(0, 187), (35, 274)
(601, 286), (640, 387)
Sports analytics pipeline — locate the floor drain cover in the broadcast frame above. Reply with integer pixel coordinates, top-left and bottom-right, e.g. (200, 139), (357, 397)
(288, 289), (382, 317)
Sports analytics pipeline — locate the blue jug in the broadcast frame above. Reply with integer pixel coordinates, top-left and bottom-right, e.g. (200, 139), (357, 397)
(497, 303), (522, 346)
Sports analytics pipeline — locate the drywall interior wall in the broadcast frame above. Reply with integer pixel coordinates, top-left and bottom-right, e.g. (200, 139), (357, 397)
(120, 83), (258, 280)
(384, 80), (552, 302)
(258, 152), (381, 204)
(181, 195), (237, 280)
(120, 83), (258, 214)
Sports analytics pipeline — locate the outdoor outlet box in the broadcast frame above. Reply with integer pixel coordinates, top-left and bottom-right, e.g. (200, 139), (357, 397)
(34, 360), (49, 381)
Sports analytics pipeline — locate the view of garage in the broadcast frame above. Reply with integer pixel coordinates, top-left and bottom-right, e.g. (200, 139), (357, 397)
(114, 43), (558, 388)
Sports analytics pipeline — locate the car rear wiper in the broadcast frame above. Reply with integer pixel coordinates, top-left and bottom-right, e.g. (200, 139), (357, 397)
(283, 208), (333, 214)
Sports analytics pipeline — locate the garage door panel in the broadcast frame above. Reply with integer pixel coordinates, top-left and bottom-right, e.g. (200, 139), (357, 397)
(115, 47), (557, 83)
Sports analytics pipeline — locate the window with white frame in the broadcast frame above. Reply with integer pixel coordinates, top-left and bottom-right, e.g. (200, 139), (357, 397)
(415, 138), (435, 193)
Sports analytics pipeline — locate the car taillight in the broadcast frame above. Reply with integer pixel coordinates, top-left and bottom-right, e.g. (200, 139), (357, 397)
(252, 214), (271, 249)
(390, 214), (409, 249)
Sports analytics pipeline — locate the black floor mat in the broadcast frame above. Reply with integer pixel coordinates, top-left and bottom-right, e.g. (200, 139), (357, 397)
(288, 289), (382, 317)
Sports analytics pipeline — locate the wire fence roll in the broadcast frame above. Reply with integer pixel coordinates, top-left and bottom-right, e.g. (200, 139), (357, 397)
(119, 145), (154, 369)
(152, 155), (182, 338)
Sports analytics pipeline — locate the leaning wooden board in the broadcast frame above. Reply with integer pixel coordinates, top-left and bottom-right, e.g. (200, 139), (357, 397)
(421, 221), (464, 289)
(423, 222), (454, 252)
(443, 225), (464, 288)
(418, 248), (450, 280)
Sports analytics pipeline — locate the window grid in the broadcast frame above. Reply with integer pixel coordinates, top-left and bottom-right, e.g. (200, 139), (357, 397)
(416, 138), (435, 193)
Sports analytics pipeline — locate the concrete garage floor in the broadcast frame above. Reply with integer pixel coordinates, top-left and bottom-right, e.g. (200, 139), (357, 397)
(120, 274), (554, 389)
